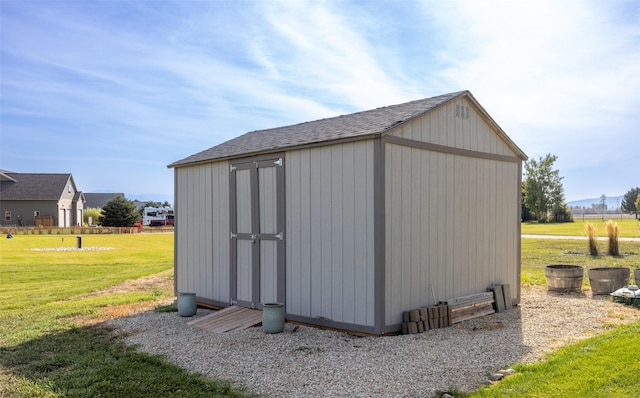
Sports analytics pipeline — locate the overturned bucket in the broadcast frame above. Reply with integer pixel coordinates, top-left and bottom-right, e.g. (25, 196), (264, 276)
(262, 303), (285, 334)
(178, 292), (197, 317)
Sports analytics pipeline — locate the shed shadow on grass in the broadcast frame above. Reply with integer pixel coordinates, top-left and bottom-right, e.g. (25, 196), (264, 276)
(0, 325), (249, 397)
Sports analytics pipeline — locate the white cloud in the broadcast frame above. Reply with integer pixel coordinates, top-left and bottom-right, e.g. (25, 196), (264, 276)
(2, 0), (638, 201)
(255, 1), (413, 110)
(420, 1), (640, 169)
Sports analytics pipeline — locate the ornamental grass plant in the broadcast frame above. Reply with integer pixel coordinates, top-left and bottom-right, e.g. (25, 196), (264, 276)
(606, 219), (620, 256)
(585, 222), (598, 256)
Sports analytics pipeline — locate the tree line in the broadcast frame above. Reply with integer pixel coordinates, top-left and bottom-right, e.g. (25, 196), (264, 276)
(522, 154), (639, 223)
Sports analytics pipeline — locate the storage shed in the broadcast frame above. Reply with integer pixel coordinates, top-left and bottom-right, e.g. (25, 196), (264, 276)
(168, 91), (527, 335)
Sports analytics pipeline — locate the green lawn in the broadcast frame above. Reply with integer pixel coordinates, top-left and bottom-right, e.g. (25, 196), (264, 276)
(521, 218), (640, 237)
(0, 234), (249, 397)
(477, 235), (640, 397)
(2, 233), (639, 397)
(521, 238), (640, 286)
(464, 323), (640, 397)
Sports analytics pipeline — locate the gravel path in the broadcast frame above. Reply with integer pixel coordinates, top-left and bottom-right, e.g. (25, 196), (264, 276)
(105, 285), (640, 397)
(522, 234), (640, 242)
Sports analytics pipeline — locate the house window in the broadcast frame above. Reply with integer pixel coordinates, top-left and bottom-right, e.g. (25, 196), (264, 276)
(68, 184), (71, 193)
(455, 104), (469, 119)
(4, 211), (10, 221)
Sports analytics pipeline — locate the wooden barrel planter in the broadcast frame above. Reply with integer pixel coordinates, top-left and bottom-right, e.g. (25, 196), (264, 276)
(545, 265), (584, 293)
(635, 268), (640, 285)
(588, 267), (630, 295)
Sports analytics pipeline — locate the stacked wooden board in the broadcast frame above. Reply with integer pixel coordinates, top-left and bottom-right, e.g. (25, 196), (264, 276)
(401, 304), (451, 335)
(440, 291), (495, 324)
(400, 284), (513, 334)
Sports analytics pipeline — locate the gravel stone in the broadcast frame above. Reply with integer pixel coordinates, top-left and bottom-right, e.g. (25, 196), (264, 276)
(31, 247), (114, 251)
(104, 285), (640, 397)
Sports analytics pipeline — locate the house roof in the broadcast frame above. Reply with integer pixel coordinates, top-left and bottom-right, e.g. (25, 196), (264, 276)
(0, 173), (73, 201)
(83, 193), (124, 209)
(0, 170), (17, 182)
(169, 90), (526, 168)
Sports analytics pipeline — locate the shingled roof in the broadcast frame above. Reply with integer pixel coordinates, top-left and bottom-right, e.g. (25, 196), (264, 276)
(0, 173), (73, 200)
(169, 91), (471, 168)
(83, 193), (125, 209)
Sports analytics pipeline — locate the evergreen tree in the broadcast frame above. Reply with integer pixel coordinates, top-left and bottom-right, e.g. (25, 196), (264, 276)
(621, 187), (640, 219)
(98, 195), (139, 227)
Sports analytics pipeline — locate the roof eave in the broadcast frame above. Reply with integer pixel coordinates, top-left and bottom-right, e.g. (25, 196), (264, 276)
(168, 133), (381, 169)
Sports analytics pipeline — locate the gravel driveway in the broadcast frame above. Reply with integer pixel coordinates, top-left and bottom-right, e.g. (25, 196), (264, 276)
(105, 285), (640, 397)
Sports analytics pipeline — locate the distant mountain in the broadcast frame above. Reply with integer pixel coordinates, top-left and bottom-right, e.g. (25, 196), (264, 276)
(567, 195), (623, 209)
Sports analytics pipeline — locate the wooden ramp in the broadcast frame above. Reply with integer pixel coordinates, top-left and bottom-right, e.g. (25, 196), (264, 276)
(187, 306), (262, 333)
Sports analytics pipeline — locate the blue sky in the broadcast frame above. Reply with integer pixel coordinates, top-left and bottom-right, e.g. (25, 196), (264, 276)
(1, 0), (638, 204)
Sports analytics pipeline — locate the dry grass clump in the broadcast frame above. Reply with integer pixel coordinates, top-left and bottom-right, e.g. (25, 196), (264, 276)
(585, 222), (598, 256)
(606, 220), (620, 256)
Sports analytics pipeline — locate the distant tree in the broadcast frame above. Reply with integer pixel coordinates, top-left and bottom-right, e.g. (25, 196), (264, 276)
(552, 204), (573, 223)
(99, 195), (139, 227)
(635, 194), (640, 218)
(599, 194), (607, 211)
(621, 187), (640, 219)
(523, 154), (567, 222)
(521, 187), (532, 221)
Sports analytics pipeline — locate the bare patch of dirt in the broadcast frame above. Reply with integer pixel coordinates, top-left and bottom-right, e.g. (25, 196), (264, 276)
(65, 270), (175, 326)
(77, 270), (174, 298)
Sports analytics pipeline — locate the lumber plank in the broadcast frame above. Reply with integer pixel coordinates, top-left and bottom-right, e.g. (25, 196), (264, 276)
(490, 286), (506, 313)
(188, 306), (263, 333)
(452, 308), (495, 324)
(502, 284), (512, 310)
(451, 299), (495, 313)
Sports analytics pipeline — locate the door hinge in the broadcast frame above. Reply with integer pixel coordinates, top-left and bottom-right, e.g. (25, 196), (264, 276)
(274, 158), (283, 166)
(275, 232), (284, 240)
(230, 232), (237, 239)
(230, 165), (237, 172)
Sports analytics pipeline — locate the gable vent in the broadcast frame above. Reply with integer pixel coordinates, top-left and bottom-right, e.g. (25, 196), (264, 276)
(455, 104), (469, 119)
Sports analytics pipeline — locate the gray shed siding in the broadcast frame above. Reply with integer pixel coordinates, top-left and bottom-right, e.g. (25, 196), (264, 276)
(383, 99), (521, 327)
(170, 92), (525, 335)
(285, 141), (376, 327)
(393, 97), (517, 156)
(174, 162), (230, 304)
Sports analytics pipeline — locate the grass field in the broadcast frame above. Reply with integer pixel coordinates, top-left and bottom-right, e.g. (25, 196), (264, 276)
(2, 232), (639, 397)
(521, 218), (640, 237)
(521, 238), (640, 286)
(0, 234), (249, 397)
(463, 323), (640, 397)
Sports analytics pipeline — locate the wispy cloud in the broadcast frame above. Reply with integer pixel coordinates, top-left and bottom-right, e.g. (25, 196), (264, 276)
(423, 1), (640, 144)
(1, 1), (638, 201)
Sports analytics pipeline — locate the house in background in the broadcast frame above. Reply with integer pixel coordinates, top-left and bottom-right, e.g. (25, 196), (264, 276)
(168, 91), (527, 335)
(83, 193), (125, 209)
(84, 193), (147, 212)
(0, 171), (85, 227)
